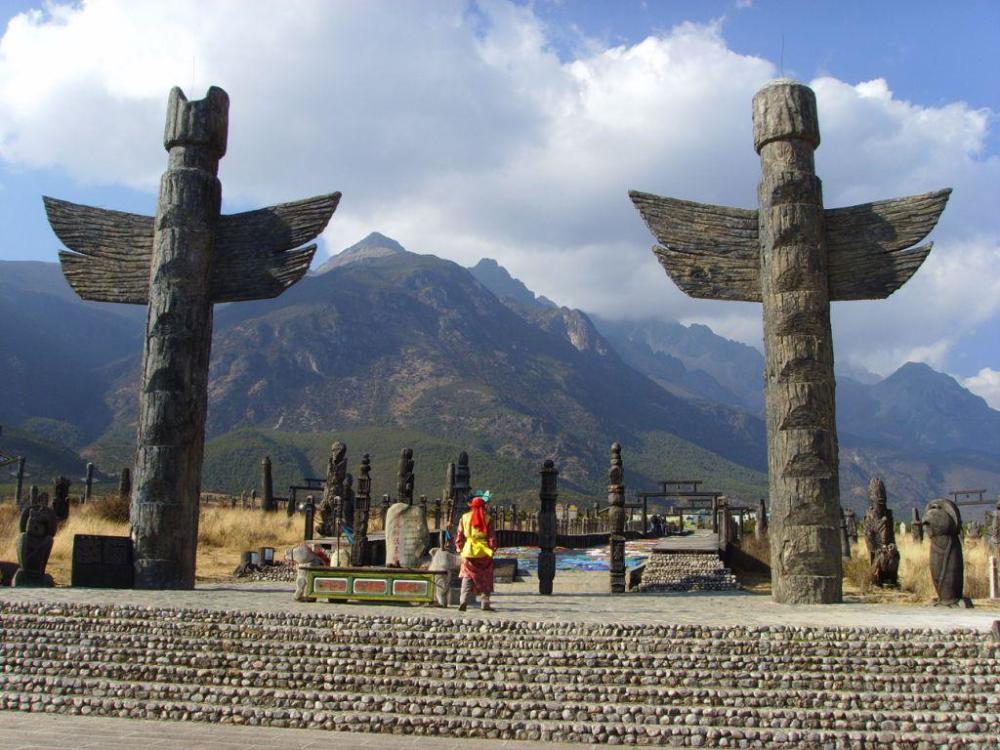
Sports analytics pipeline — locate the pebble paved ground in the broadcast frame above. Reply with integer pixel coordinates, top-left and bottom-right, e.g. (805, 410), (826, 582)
(1, 570), (996, 630)
(0, 712), (604, 750)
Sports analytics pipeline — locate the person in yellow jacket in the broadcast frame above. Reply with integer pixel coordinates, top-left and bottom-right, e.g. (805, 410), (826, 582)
(454, 494), (497, 611)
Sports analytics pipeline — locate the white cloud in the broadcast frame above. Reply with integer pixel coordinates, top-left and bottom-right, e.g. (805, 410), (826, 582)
(0, 1), (996, 377)
(963, 368), (1000, 410)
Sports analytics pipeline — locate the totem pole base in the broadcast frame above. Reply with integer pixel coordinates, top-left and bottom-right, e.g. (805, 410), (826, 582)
(772, 574), (842, 605)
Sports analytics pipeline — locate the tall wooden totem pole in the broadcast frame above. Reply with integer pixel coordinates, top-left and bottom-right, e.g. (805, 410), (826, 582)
(47, 87), (340, 588)
(537, 459), (558, 595)
(631, 79), (949, 603)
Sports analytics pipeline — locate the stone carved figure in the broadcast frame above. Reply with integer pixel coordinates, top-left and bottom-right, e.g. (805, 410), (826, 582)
(397, 448), (415, 505)
(48, 86), (339, 589)
(631, 79), (949, 604)
(864, 477), (899, 587)
(428, 546), (461, 607)
(291, 543), (329, 602)
(52, 476), (71, 523)
(13, 494), (57, 587)
(923, 498), (969, 607)
(119, 467), (132, 503)
(318, 441), (347, 538)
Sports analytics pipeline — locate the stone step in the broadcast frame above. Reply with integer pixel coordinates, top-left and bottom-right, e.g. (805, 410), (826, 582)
(7, 648), (998, 705)
(3, 616), (994, 660)
(5, 672), (997, 734)
(5, 660), (997, 714)
(0, 688), (992, 749)
(639, 552), (740, 592)
(2, 603), (990, 645)
(6, 638), (998, 688)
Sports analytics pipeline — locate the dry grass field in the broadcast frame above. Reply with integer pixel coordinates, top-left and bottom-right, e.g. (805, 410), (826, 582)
(0, 498), (303, 582)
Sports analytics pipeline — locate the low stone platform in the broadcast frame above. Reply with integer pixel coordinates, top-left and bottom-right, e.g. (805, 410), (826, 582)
(638, 551), (739, 592)
(1, 577), (998, 748)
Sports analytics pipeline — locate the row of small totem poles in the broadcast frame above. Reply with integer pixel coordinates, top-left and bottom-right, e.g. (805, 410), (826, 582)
(258, 441), (633, 595)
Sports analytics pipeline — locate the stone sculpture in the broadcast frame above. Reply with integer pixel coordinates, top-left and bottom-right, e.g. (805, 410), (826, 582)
(428, 546), (461, 606)
(845, 509), (858, 544)
(48, 86), (339, 588)
(923, 498), (970, 607)
(385, 502), (429, 568)
(608, 442), (626, 594)
(397, 448), (415, 505)
(631, 79), (949, 603)
(291, 543), (329, 602)
(13, 495), (58, 587)
(864, 477), (899, 587)
(318, 442), (347, 537)
(538, 459), (558, 595)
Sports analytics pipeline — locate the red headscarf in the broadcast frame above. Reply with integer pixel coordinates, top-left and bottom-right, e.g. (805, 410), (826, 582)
(469, 496), (488, 533)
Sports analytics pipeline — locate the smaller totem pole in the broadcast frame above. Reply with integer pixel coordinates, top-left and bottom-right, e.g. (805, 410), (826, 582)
(14, 457), (25, 507)
(538, 459), (558, 595)
(52, 477), (71, 523)
(119, 468), (132, 504)
(261, 456), (275, 512)
(352, 454), (372, 566)
(83, 462), (94, 504)
(608, 443), (626, 594)
(839, 509), (852, 561)
(443, 462), (456, 532)
(912, 507), (924, 543)
(318, 441), (347, 537)
(755, 498), (768, 540)
(397, 448), (415, 505)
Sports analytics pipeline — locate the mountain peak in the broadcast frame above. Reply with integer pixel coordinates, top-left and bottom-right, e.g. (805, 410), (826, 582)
(316, 231), (408, 273)
(469, 258), (556, 310)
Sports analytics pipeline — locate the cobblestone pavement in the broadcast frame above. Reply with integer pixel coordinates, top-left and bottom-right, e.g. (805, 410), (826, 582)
(1, 570), (996, 630)
(0, 712), (607, 750)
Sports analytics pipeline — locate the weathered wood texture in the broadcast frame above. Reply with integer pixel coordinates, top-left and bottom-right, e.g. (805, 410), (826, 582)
(629, 192), (761, 302)
(48, 85), (340, 590)
(630, 190), (948, 304)
(630, 79), (949, 605)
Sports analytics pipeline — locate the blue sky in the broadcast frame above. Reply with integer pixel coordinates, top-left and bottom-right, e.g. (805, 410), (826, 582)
(0, 1), (997, 403)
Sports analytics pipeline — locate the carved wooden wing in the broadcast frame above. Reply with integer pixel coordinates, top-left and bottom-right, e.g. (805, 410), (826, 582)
(629, 190), (761, 302)
(825, 189), (950, 300)
(211, 192), (341, 303)
(46, 197), (155, 304)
